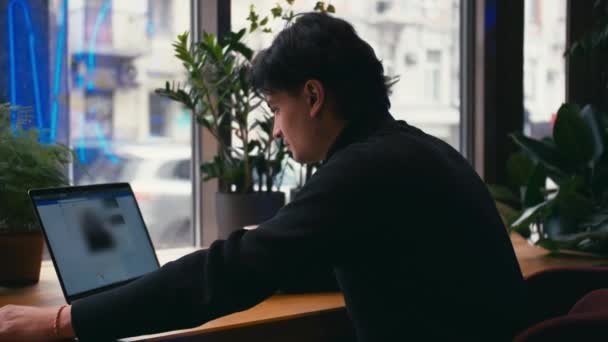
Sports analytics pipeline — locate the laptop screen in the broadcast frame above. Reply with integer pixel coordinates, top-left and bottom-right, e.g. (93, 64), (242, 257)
(30, 184), (159, 299)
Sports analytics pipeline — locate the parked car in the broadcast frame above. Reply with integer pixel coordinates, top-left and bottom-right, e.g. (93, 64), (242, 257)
(77, 143), (192, 248)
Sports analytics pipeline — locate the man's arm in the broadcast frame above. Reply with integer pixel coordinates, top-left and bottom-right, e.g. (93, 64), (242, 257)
(58, 305), (75, 339)
(70, 152), (369, 341)
(0, 304), (74, 341)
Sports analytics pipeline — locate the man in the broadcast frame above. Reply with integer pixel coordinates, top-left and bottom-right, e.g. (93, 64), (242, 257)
(0, 13), (527, 341)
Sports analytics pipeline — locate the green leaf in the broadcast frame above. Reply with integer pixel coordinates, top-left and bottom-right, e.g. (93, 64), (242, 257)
(271, 5), (283, 18)
(487, 184), (519, 205)
(511, 217), (532, 237)
(233, 28), (247, 41)
(580, 104), (606, 163)
(198, 34), (222, 63)
(536, 230), (608, 255)
(494, 201), (521, 228)
(327, 4), (336, 13)
(230, 42), (254, 61)
(543, 213), (576, 238)
(579, 209), (608, 230)
(511, 200), (550, 231)
(507, 152), (535, 187)
(592, 155), (608, 197)
(556, 176), (594, 222)
(247, 4), (259, 22)
(247, 4), (260, 32)
(523, 163), (547, 207)
(281, 10), (296, 22)
(196, 114), (217, 131)
(510, 132), (567, 181)
(553, 103), (595, 167)
(576, 235), (608, 255)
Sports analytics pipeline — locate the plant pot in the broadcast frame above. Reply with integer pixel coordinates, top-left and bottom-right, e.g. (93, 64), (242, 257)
(0, 231), (44, 286)
(216, 192), (286, 239)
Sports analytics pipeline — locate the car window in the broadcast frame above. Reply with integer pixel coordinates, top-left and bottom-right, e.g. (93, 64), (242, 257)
(157, 159), (190, 180)
(174, 159), (191, 180)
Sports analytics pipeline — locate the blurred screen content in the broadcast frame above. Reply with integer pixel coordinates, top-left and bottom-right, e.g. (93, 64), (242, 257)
(33, 188), (158, 296)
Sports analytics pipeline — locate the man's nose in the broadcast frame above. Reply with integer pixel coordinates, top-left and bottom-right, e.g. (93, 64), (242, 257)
(272, 119), (282, 139)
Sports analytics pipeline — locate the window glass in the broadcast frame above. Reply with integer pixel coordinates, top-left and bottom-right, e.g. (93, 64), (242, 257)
(156, 159), (190, 180)
(0, 0), (193, 249)
(523, 0), (566, 139)
(174, 159), (191, 180)
(232, 0), (461, 197)
(147, 0), (173, 37)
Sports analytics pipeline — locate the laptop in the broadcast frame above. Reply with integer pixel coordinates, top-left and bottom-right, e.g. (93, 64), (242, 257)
(29, 183), (160, 303)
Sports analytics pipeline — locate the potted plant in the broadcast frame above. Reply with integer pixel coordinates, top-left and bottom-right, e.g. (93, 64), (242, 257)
(155, 1), (336, 238)
(489, 103), (608, 255)
(0, 103), (74, 285)
(490, 1), (608, 256)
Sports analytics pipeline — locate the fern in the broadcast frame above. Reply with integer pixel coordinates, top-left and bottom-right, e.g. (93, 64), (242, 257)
(0, 104), (74, 233)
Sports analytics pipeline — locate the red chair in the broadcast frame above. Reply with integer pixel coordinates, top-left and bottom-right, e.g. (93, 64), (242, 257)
(514, 266), (608, 341)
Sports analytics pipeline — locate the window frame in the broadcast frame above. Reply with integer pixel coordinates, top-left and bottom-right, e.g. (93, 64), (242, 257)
(193, 0), (232, 246)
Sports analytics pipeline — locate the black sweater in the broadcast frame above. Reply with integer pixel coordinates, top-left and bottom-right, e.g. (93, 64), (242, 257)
(72, 114), (528, 341)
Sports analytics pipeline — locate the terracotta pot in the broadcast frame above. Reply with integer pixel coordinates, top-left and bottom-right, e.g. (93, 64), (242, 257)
(216, 192), (285, 239)
(0, 231), (44, 286)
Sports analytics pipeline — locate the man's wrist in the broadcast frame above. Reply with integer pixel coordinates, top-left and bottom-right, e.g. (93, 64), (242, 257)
(57, 305), (76, 339)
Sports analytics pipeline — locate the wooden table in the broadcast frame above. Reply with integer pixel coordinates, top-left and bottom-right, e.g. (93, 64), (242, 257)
(511, 233), (608, 276)
(1, 235), (607, 341)
(0, 247), (349, 342)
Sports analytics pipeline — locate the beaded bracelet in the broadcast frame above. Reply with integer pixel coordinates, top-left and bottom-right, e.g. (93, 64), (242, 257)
(53, 304), (69, 338)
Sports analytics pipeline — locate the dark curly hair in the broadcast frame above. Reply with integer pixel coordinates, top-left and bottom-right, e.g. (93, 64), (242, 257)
(250, 12), (391, 121)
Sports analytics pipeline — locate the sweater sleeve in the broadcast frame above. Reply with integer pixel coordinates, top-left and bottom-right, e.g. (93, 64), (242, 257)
(71, 152), (368, 341)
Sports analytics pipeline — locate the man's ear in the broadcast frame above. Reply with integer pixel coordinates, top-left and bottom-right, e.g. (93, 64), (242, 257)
(303, 80), (325, 119)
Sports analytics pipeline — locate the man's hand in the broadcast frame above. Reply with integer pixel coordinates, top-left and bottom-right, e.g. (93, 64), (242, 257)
(0, 304), (75, 341)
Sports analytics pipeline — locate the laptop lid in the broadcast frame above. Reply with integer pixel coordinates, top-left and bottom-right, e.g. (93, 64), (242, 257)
(29, 183), (160, 303)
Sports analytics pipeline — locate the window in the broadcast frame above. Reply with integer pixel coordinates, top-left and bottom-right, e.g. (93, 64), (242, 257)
(149, 92), (171, 137)
(523, 0), (566, 139)
(232, 0), (461, 151)
(527, 0), (541, 26)
(84, 0), (113, 46)
(376, 1), (392, 14)
(425, 50), (442, 102)
(147, 0), (173, 37)
(427, 49), (441, 63)
(84, 92), (114, 138)
(1, 0), (193, 250)
(524, 59), (537, 101)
